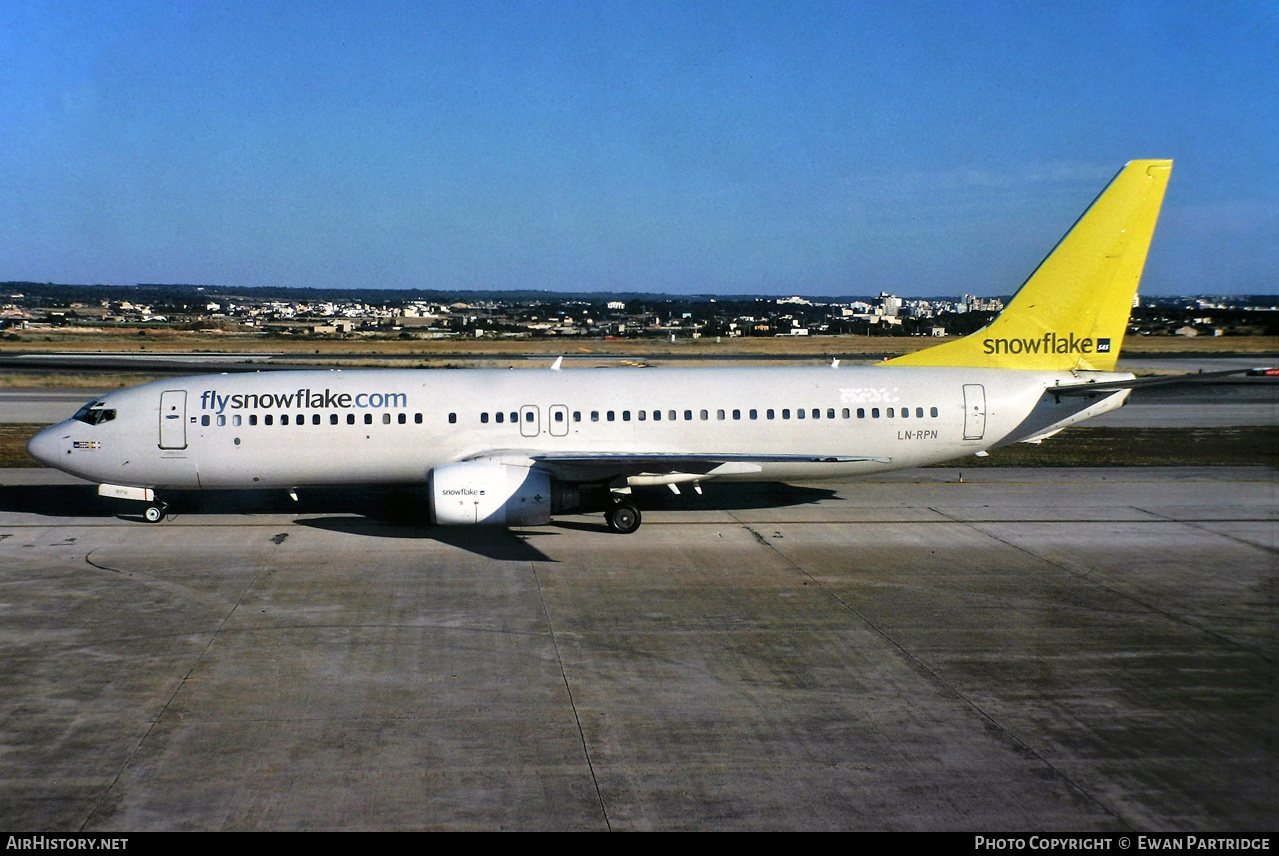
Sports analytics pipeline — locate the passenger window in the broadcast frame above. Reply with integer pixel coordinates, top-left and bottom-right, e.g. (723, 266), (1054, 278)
(930, 407), (939, 417)
(298, 415), (306, 427)
(379, 413), (389, 424)
(717, 410), (725, 420)
(495, 412), (504, 423)
(415, 413), (423, 424)
(216, 415), (225, 426)
(249, 414), (258, 426)
(448, 413), (456, 424)
(683, 410), (692, 421)
(857, 408), (865, 419)
(398, 413), (406, 424)
(700, 410), (709, 420)
(201, 415), (210, 426)
(733, 409), (741, 420)
(916, 408), (924, 418)
(887, 408), (895, 418)
(329, 414), (337, 425)
(264, 415), (273, 426)
(233, 415), (242, 427)
(841, 408), (849, 419)
(872, 408), (880, 418)
(782, 409), (790, 419)
(555, 411), (564, 422)
(280, 414), (288, 426)
(638, 410), (646, 421)
(668, 410), (676, 421)
(510, 412), (518, 423)
(525, 412), (534, 422)
(573, 411), (581, 422)
(901, 408), (909, 419)
(313, 414), (321, 425)
(797, 409), (805, 420)
(767, 409), (775, 419)
(365, 413), (374, 425)
(749, 409), (757, 420)
(481, 412), (489, 423)
(591, 411), (599, 422)
(348, 414), (356, 425)
(622, 411), (630, 421)
(653, 410), (661, 421)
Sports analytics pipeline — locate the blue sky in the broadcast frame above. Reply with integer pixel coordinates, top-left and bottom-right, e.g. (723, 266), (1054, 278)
(2, 1), (1275, 296)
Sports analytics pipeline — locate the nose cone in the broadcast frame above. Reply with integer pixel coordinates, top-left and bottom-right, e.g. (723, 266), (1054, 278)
(26, 424), (67, 468)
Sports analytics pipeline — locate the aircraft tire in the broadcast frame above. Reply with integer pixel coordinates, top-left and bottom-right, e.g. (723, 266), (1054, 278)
(142, 503), (165, 523)
(606, 501), (641, 534)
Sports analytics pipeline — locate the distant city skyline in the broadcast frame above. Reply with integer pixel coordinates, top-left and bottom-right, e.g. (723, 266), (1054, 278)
(2, 2), (1275, 296)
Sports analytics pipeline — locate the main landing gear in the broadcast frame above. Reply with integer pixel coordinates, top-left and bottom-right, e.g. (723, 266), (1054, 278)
(605, 498), (641, 534)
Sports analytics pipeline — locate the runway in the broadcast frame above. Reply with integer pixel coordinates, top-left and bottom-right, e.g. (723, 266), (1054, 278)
(0, 467), (1272, 831)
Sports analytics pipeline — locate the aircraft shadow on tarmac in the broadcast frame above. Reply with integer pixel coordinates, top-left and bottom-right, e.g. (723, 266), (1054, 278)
(0, 481), (837, 561)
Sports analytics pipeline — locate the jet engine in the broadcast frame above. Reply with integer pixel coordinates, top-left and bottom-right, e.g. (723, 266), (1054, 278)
(430, 460), (553, 526)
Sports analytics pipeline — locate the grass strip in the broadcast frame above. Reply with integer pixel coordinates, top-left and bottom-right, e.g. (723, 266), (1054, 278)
(932, 426), (1277, 468)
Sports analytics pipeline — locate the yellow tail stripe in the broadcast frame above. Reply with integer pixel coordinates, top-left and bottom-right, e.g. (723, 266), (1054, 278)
(884, 160), (1172, 371)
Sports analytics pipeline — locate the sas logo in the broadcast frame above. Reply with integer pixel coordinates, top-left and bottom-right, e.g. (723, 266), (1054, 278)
(73, 441), (102, 450)
(1096, 338), (1111, 353)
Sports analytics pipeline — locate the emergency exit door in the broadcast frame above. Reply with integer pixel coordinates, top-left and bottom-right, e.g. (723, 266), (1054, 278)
(519, 404), (540, 438)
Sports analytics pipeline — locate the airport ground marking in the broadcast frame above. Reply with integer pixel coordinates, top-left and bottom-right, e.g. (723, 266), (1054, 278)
(78, 530), (289, 831)
(726, 512), (1125, 829)
(526, 558), (612, 831)
(929, 507), (1274, 665)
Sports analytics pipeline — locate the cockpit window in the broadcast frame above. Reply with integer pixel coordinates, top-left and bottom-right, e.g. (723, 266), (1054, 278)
(71, 402), (116, 425)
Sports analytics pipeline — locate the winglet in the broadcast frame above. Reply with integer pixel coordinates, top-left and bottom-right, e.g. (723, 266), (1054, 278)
(883, 160), (1173, 371)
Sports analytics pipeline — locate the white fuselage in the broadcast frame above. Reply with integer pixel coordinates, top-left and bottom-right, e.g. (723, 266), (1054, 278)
(28, 365), (1129, 490)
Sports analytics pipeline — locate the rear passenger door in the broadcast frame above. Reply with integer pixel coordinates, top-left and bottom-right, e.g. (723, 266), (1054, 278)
(962, 384), (986, 440)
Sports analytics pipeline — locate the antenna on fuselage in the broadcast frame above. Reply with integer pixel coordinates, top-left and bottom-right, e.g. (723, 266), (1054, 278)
(550, 356), (563, 371)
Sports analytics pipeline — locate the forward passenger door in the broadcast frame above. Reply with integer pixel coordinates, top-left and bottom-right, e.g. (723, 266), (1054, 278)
(158, 390), (187, 449)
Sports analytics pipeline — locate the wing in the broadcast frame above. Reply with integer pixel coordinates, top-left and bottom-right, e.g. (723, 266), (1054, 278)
(464, 451), (889, 484)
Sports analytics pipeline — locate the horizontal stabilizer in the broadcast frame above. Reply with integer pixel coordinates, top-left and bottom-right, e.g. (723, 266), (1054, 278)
(1048, 367), (1268, 396)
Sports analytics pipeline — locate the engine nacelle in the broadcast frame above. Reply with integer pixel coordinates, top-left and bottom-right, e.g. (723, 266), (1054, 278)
(429, 460), (552, 526)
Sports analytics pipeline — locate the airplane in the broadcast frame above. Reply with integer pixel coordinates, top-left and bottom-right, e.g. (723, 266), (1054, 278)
(28, 159), (1187, 534)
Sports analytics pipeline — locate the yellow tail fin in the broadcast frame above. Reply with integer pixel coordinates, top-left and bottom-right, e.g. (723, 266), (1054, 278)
(883, 159), (1172, 371)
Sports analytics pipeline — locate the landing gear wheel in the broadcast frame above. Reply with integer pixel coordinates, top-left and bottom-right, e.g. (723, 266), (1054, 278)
(606, 500), (641, 534)
(142, 503), (166, 523)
